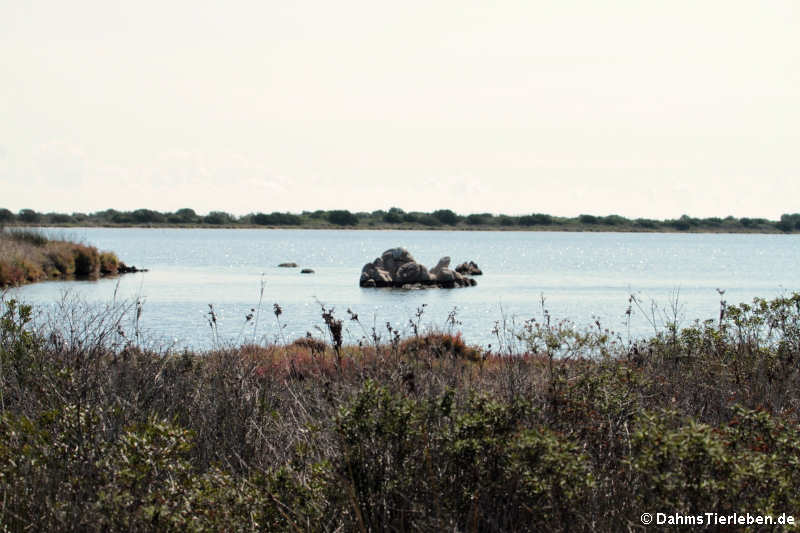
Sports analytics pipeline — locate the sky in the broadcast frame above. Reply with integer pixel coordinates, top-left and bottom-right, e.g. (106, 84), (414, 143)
(1, 1), (798, 219)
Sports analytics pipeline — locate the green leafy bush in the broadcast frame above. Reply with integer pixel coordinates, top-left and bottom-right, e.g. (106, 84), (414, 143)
(0, 404), (323, 532)
(334, 382), (594, 531)
(629, 407), (800, 515)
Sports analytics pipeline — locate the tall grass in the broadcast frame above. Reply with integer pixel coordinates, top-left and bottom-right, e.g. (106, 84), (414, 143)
(1, 293), (800, 531)
(5, 227), (50, 246)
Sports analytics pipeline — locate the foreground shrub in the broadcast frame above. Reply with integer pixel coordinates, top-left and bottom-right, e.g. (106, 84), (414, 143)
(629, 407), (800, 516)
(1, 293), (800, 531)
(334, 382), (594, 531)
(0, 404), (325, 533)
(399, 332), (482, 362)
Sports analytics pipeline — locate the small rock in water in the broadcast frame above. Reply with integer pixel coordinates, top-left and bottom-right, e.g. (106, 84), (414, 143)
(300, 268), (314, 274)
(455, 261), (482, 276)
(118, 263), (148, 274)
(278, 262), (298, 267)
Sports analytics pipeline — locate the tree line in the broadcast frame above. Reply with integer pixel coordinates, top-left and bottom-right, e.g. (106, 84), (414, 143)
(2, 207), (799, 232)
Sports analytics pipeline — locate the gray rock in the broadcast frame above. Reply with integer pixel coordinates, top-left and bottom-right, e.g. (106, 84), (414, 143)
(300, 268), (314, 274)
(396, 262), (431, 283)
(434, 268), (455, 283)
(360, 262), (393, 286)
(278, 262), (298, 268)
(380, 247), (416, 278)
(429, 256), (451, 277)
(359, 248), (477, 289)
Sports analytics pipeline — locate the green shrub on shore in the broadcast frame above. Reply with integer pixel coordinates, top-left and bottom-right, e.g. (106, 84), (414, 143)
(0, 229), (122, 286)
(73, 243), (100, 276)
(47, 241), (78, 276)
(2, 293), (800, 530)
(99, 251), (119, 274)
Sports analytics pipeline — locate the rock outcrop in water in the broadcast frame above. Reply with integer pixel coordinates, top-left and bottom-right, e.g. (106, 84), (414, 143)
(360, 247), (477, 289)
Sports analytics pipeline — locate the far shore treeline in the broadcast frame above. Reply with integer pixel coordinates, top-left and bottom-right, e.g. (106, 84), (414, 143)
(2, 207), (800, 233)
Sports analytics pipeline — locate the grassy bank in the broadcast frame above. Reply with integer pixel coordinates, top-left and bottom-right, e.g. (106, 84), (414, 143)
(2, 293), (800, 531)
(4, 207), (800, 233)
(0, 228), (122, 287)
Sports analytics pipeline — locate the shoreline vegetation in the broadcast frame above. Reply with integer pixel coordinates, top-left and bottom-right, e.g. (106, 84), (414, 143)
(3, 207), (800, 233)
(0, 228), (133, 288)
(2, 293), (800, 531)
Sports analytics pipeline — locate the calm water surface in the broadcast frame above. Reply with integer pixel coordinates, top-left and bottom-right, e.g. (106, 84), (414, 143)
(10, 228), (800, 350)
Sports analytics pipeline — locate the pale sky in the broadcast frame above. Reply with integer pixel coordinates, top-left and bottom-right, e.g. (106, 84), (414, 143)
(2, 1), (798, 219)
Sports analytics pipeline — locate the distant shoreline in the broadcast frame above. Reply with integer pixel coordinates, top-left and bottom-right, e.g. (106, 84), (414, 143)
(3, 208), (799, 234)
(5, 222), (798, 235)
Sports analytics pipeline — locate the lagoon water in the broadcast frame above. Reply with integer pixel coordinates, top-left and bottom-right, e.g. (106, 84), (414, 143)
(9, 228), (800, 350)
